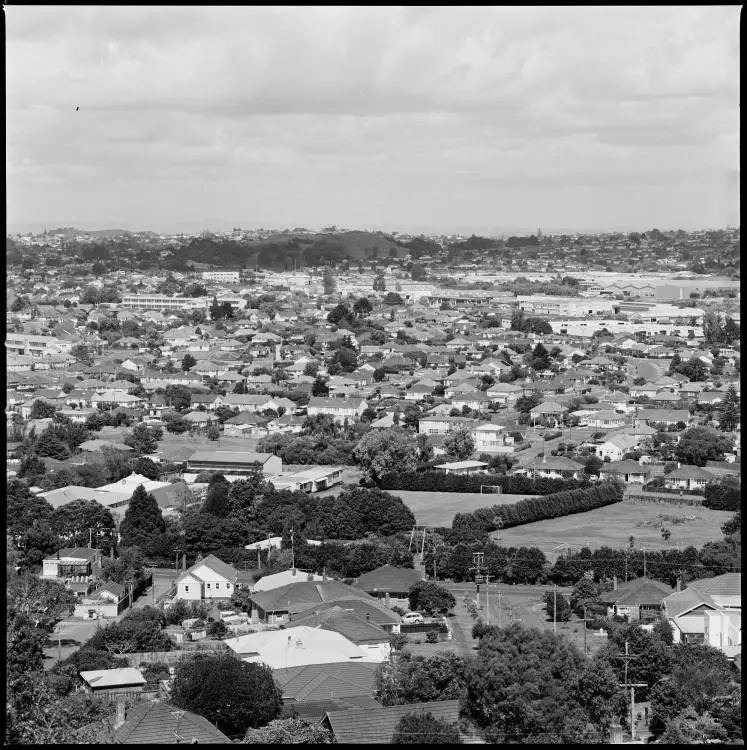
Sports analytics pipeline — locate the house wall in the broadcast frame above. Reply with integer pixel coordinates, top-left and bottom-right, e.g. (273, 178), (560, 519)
(177, 575), (204, 601)
(189, 563), (235, 599)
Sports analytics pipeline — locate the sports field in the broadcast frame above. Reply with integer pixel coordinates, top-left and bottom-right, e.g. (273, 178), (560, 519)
(392, 490), (534, 527)
(492, 499), (732, 562)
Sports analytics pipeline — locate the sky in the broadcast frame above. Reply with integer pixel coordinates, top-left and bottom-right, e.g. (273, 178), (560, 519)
(6, 6), (740, 235)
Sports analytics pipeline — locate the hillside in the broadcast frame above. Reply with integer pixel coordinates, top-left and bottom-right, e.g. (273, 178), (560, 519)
(180, 231), (409, 270)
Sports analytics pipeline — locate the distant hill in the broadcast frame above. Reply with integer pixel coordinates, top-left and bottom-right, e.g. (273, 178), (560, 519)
(180, 230), (409, 270)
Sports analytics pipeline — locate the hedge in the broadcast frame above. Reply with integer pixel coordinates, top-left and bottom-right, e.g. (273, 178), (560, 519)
(379, 471), (590, 496)
(452, 482), (624, 532)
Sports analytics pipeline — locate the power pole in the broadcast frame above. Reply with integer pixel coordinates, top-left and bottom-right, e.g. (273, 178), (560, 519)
(553, 585), (557, 636)
(472, 552), (485, 608)
(643, 546), (647, 578)
(583, 606), (588, 657)
(616, 641), (647, 741)
(485, 574), (491, 626)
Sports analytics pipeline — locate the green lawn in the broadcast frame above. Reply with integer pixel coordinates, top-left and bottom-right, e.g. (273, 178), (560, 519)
(491, 499), (732, 562)
(391, 490), (535, 527)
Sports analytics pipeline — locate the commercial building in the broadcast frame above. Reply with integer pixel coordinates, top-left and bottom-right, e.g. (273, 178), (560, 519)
(186, 449), (282, 476)
(202, 270), (240, 283)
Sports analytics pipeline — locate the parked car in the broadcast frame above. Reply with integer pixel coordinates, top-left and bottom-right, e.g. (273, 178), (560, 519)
(401, 611), (424, 624)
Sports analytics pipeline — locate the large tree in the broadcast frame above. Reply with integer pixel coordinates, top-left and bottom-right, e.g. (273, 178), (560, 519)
(353, 428), (419, 484)
(718, 385), (740, 432)
(124, 423), (162, 455)
(408, 581), (456, 616)
(443, 426), (475, 461)
(203, 474), (232, 517)
(674, 427), (733, 466)
(49, 499), (116, 553)
(119, 484), (166, 551)
(171, 653), (282, 736)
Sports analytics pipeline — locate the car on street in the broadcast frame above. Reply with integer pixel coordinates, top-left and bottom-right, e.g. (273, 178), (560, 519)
(401, 611), (424, 624)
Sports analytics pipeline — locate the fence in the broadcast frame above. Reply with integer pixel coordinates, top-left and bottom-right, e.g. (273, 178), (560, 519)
(123, 642), (229, 667)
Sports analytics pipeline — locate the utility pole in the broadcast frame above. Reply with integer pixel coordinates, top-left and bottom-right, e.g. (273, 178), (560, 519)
(57, 623), (62, 663)
(290, 528), (295, 570)
(485, 574), (490, 626)
(616, 641), (647, 741)
(552, 584), (560, 635)
(583, 606), (588, 657)
(643, 547), (647, 578)
(471, 552), (485, 608)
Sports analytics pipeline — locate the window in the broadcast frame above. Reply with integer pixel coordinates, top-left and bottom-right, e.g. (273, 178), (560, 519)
(184, 585), (189, 592)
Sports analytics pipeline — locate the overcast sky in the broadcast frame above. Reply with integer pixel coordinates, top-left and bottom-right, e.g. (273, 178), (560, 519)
(7, 6), (740, 235)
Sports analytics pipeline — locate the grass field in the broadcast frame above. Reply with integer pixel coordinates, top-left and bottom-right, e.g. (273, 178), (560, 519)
(391, 490), (535, 527)
(491, 499), (732, 562)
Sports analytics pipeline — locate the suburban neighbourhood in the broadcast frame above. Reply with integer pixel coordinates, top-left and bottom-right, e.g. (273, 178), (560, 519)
(6, 5), (740, 747)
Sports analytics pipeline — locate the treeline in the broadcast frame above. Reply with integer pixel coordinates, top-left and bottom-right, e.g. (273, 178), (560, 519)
(703, 482), (740, 511)
(452, 483), (624, 532)
(380, 471), (590, 495)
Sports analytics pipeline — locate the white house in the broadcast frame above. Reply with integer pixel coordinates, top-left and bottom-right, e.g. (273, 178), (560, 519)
(306, 397), (368, 423)
(175, 554), (239, 601)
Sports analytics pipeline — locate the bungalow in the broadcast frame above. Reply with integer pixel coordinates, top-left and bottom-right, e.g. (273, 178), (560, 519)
(175, 554), (240, 601)
(224, 626), (380, 669)
(662, 574), (741, 655)
(529, 401), (566, 427)
(307, 397), (367, 423)
(663, 465), (714, 492)
(352, 564), (424, 608)
(599, 576), (674, 623)
(525, 456), (585, 480)
(322, 700), (472, 745)
(417, 414), (476, 436)
(597, 434), (641, 462)
(271, 466), (345, 493)
(600, 459), (651, 484)
(451, 391), (491, 412)
(636, 409), (691, 428)
(42, 547), (102, 581)
(585, 411), (627, 430)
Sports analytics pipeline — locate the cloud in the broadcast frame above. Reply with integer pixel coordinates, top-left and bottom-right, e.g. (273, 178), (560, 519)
(6, 6), (740, 232)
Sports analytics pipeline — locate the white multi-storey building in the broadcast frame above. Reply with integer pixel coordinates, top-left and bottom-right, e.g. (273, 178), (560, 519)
(202, 271), (240, 283)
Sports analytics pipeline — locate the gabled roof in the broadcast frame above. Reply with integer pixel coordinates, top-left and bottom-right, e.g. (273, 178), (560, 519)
(324, 699), (462, 744)
(178, 554), (238, 585)
(291, 606), (390, 644)
(352, 564), (424, 593)
(599, 576), (673, 606)
(250, 580), (372, 614)
(274, 660), (380, 701)
(112, 698), (232, 744)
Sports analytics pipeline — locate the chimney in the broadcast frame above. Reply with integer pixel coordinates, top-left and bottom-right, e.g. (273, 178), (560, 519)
(613, 576), (618, 590)
(676, 576), (682, 592)
(609, 723), (623, 744)
(365, 612), (370, 622)
(113, 697), (126, 730)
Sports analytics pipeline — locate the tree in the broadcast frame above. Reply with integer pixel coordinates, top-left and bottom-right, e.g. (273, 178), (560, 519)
(659, 708), (729, 744)
(7, 481), (53, 537)
(353, 428), (419, 484)
(131, 456), (161, 481)
(311, 377), (329, 397)
(124, 423), (162, 455)
(674, 427), (733, 466)
(463, 623), (595, 743)
(570, 660), (627, 739)
(34, 431), (70, 459)
(327, 302), (352, 326)
(50, 499), (116, 553)
(164, 384), (193, 410)
(528, 342), (552, 372)
(377, 651), (468, 707)
(322, 271), (336, 296)
(206, 424), (220, 440)
(353, 297), (373, 318)
(181, 352), (197, 371)
(544, 590), (571, 622)
(373, 273), (386, 293)
(383, 291), (405, 306)
(408, 581), (456, 615)
(443, 426), (475, 461)
(243, 717), (334, 744)
(29, 399), (57, 420)
(119, 484), (166, 551)
(203, 474), (231, 518)
(719, 385), (740, 431)
(391, 712), (462, 744)
(171, 653), (282, 736)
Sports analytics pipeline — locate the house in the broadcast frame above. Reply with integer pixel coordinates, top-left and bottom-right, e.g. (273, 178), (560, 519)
(290, 606), (392, 662)
(663, 465), (714, 492)
(273, 661), (380, 709)
(662, 574), (741, 656)
(112, 698), (232, 744)
(598, 576), (674, 623)
(417, 414), (476, 435)
(41, 547), (102, 581)
(434, 460), (488, 475)
(271, 466), (345, 493)
(223, 626), (382, 669)
(525, 456), (585, 480)
(307, 397), (368, 423)
(352, 564), (424, 607)
(247, 580), (378, 625)
(585, 411), (627, 430)
(600, 460), (651, 484)
(636, 409), (691, 428)
(79, 668), (146, 699)
(322, 700), (472, 744)
(473, 422), (513, 454)
(597, 434), (641, 462)
(250, 567), (326, 594)
(175, 554), (240, 601)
